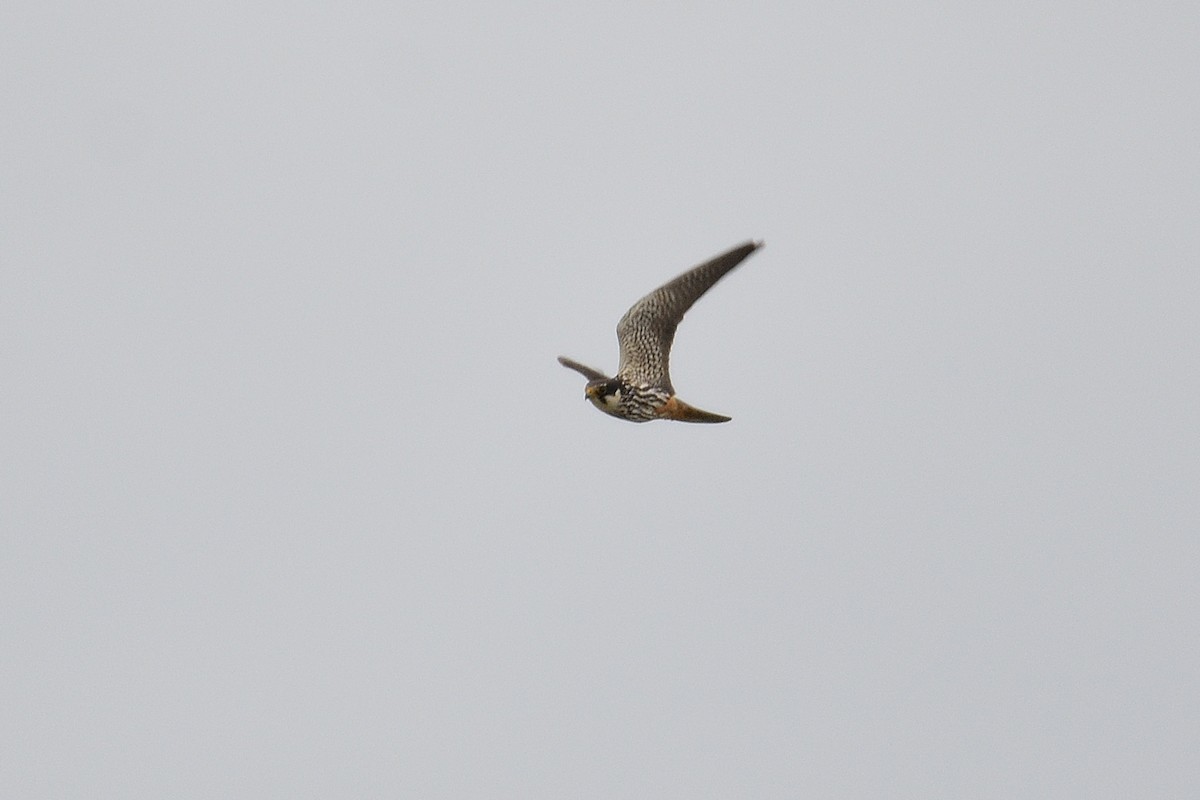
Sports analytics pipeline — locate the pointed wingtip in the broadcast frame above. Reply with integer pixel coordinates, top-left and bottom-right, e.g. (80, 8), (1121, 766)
(732, 239), (763, 260)
(684, 408), (732, 423)
(557, 356), (608, 381)
(660, 396), (733, 423)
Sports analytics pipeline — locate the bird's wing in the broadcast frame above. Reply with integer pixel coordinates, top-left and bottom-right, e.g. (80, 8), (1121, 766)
(615, 240), (761, 392)
(557, 356), (608, 381)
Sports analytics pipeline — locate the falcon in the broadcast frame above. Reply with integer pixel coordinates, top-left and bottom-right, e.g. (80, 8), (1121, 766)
(558, 240), (762, 423)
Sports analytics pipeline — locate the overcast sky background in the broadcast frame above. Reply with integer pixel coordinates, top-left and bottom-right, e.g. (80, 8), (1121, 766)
(3, 2), (1198, 797)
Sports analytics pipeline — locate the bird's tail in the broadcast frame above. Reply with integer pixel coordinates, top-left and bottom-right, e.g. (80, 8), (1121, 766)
(658, 396), (731, 423)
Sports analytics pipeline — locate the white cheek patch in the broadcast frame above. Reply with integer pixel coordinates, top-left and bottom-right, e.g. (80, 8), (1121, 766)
(604, 390), (622, 409)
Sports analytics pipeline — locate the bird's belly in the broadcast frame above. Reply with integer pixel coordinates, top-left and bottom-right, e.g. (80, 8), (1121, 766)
(588, 394), (654, 422)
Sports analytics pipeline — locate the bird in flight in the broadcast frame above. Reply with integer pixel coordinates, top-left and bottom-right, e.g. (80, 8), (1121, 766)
(558, 240), (762, 423)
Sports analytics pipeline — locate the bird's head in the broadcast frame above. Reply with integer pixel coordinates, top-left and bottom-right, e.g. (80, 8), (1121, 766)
(585, 378), (624, 410)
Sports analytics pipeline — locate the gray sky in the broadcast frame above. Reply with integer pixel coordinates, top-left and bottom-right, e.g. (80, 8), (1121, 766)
(3, 2), (1198, 797)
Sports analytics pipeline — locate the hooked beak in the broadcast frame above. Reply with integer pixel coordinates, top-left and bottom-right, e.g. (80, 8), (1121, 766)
(585, 385), (600, 400)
